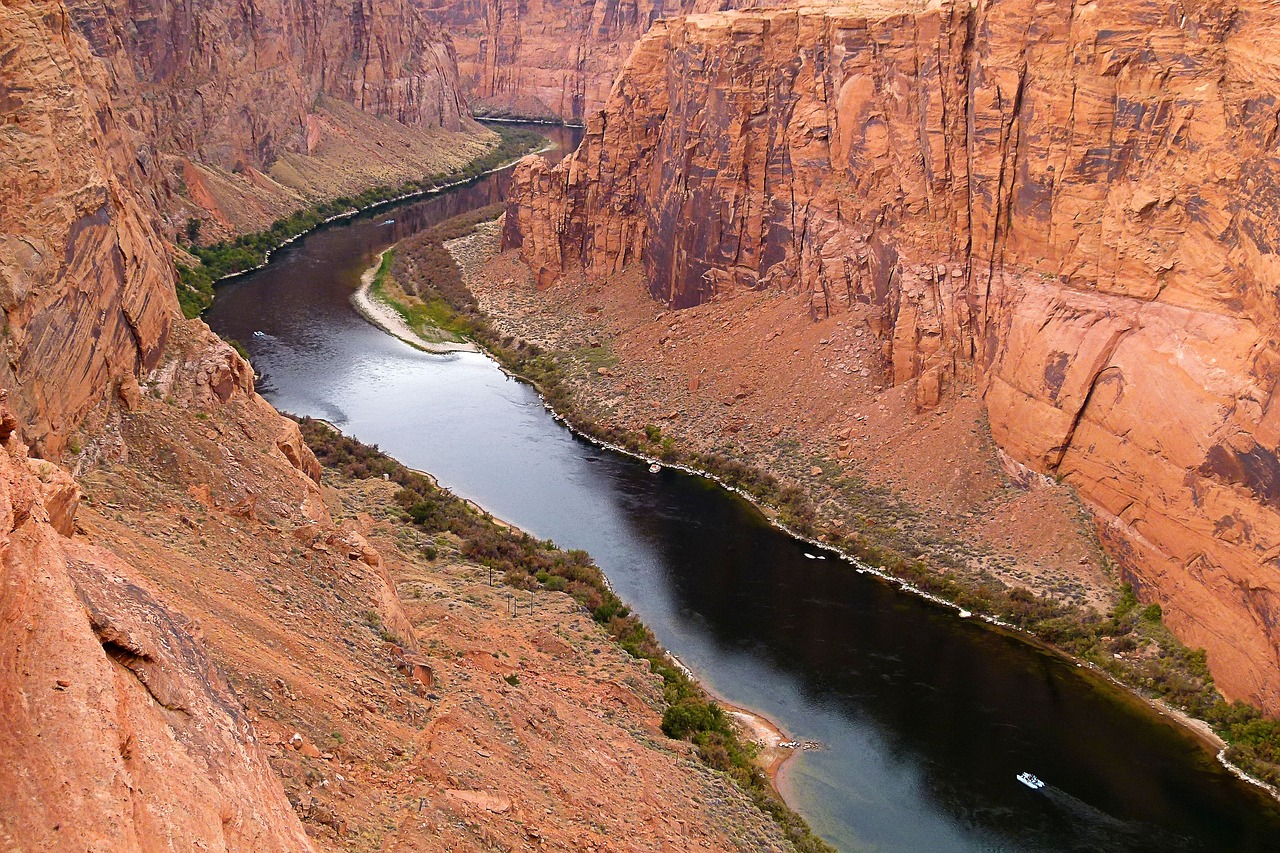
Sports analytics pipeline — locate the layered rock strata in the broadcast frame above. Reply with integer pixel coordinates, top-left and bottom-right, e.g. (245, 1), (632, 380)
(63, 0), (487, 236)
(505, 0), (1280, 712)
(414, 0), (704, 121)
(1, 0), (177, 457)
(416, 0), (827, 122)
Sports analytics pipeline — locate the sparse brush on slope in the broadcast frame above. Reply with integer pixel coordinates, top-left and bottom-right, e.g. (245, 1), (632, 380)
(296, 416), (835, 853)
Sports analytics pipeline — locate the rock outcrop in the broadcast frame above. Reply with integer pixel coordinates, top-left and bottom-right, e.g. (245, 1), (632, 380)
(505, 0), (1280, 712)
(1, 0), (177, 457)
(0, 382), (314, 850)
(64, 0), (488, 236)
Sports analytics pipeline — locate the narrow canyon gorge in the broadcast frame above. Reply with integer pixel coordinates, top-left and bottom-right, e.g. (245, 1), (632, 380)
(1, 0), (802, 847)
(6, 0), (1280, 846)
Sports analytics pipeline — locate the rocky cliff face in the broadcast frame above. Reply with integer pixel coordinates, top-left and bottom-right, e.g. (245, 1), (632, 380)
(505, 0), (1280, 712)
(416, 0), (816, 122)
(64, 0), (486, 236)
(1, 0), (432, 842)
(1, 0), (177, 458)
(414, 0), (697, 121)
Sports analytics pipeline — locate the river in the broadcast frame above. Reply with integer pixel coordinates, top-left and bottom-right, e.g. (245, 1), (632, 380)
(205, 123), (1280, 851)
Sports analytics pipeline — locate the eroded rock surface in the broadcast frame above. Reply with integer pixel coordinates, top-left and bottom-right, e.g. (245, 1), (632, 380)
(0, 382), (313, 850)
(415, 0), (827, 122)
(64, 0), (488, 236)
(505, 0), (1280, 711)
(414, 0), (706, 121)
(0, 0), (177, 457)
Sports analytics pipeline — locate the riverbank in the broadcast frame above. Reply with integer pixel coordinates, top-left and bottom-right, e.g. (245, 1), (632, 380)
(295, 417), (836, 852)
(434, 217), (1280, 800)
(176, 127), (545, 318)
(718, 698), (801, 788)
(351, 249), (477, 353)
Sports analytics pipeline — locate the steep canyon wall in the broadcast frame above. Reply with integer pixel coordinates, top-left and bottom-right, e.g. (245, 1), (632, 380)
(1, 0), (178, 457)
(63, 0), (484, 236)
(505, 0), (1280, 712)
(413, 0), (827, 122)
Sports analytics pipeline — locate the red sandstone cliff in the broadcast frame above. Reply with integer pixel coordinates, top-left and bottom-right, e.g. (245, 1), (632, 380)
(64, 0), (489, 236)
(415, 0), (816, 122)
(505, 0), (1280, 712)
(413, 0), (692, 121)
(2, 0), (418, 841)
(1, 0), (178, 458)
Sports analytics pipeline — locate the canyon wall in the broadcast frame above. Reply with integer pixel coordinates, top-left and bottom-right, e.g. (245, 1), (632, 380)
(64, 0), (487, 236)
(1, 0), (177, 457)
(505, 0), (1280, 712)
(414, 0), (708, 121)
(0, 11), (322, 836)
(1, 0), (436, 841)
(415, 0), (827, 122)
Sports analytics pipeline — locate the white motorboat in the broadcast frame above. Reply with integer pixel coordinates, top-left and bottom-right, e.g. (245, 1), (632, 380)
(1017, 772), (1045, 790)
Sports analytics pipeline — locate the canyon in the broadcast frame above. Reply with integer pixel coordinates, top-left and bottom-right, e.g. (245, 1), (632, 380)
(7, 0), (1280, 840)
(503, 0), (1280, 715)
(1, 0), (800, 847)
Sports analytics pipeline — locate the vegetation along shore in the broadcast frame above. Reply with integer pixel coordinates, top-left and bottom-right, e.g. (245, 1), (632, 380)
(365, 207), (1280, 799)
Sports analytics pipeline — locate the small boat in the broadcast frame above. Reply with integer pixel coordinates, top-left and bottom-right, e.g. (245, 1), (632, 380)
(253, 330), (266, 338)
(648, 463), (661, 473)
(804, 552), (816, 559)
(381, 219), (395, 225)
(1017, 772), (1045, 790)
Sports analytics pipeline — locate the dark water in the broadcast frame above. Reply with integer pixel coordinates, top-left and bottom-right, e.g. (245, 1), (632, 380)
(206, 124), (1280, 851)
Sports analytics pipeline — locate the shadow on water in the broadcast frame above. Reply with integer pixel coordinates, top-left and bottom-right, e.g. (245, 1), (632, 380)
(206, 122), (1280, 852)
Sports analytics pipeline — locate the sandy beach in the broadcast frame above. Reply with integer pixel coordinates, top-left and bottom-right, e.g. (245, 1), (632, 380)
(717, 697), (804, 788)
(350, 248), (477, 354)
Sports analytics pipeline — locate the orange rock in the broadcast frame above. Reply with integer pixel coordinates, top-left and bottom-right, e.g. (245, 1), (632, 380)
(276, 422), (323, 485)
(0, 394), (312, 850)
(445, 789), (512, 813)
(506, 0), (1280, 712)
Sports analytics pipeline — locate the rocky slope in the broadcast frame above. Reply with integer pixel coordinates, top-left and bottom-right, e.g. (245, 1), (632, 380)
(64, 0), (490, 237)
(0, 329), (320, 851)
(504, 0), (1280, 713)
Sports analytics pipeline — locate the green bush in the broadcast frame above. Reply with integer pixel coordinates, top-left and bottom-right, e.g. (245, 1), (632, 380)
(296, 416), (834, 853)
(662, 696), (728, 740)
